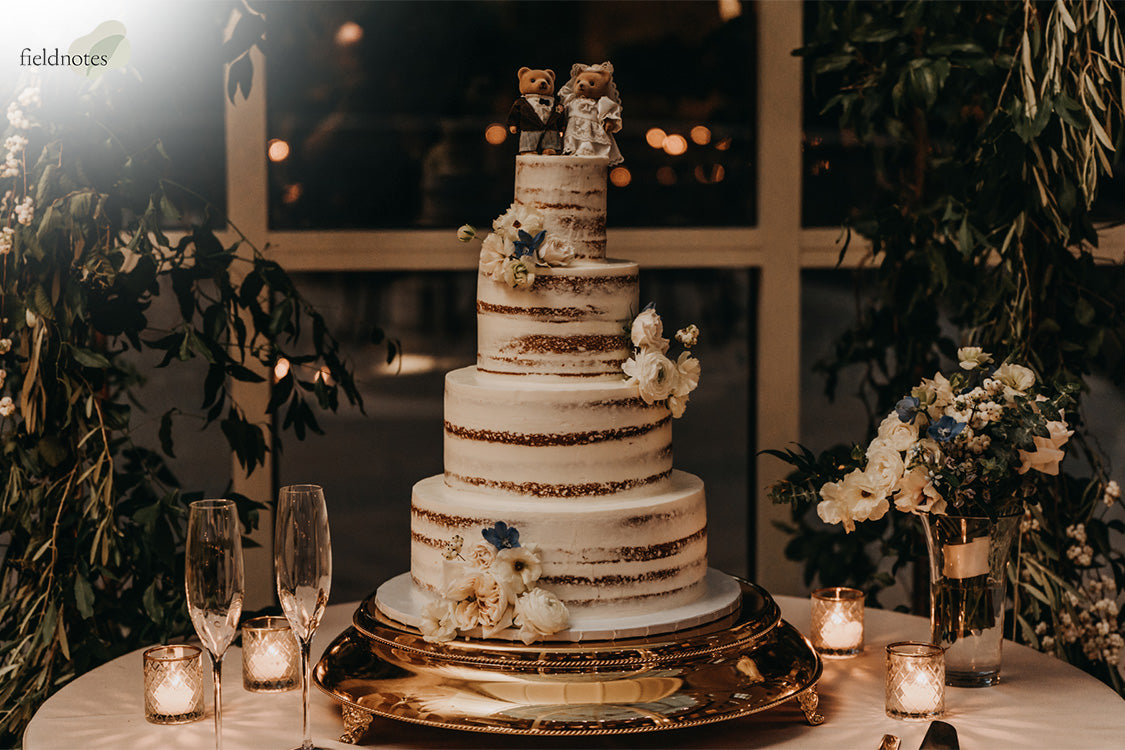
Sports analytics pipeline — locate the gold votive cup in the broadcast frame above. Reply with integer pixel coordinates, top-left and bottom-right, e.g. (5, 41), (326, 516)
(241, 616), (299, 692)
(885, 641), (945, 720)
(143, 644), (205, 724)
(810, 586), (865, 658)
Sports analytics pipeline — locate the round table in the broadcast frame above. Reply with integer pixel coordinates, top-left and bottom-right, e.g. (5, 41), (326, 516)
(24, 595), (1125, 749)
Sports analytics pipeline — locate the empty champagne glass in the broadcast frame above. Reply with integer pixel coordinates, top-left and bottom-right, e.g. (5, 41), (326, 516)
(275, 484), (332, 750)
(185, 499), (245, 750)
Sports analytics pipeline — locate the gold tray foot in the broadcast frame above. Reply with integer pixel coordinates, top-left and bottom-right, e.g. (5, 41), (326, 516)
(340, 704), (373, 744)
(798, 686), (825, 726)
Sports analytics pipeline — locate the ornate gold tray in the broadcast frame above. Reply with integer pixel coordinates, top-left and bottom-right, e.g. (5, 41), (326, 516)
(314, 578), (823, 741)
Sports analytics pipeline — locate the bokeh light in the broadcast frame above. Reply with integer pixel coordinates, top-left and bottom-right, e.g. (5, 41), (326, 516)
(485, 124), (507, 145)
(662, 134), (688, 156)
(267, 138), (290, 162)
(609, 167), (631, 187)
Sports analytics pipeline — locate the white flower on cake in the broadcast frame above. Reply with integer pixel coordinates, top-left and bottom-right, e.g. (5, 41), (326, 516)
(514, 588), (570, 645)
(502, 257), (535, 289)
(493, 203), (545, 239)
(536, 236), (575, 267)
(418, 522), (569, 644)
(630, 307), (669, 353)
(621, 304), (701, 418)
(479, 233), (511, 283)
(491, 545), (542, 596)
(456, 224), (477, 242)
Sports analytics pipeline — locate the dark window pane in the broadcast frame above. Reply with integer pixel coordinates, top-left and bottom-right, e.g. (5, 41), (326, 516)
(279, 269), (755, 600)
(266, 1), (757, 230)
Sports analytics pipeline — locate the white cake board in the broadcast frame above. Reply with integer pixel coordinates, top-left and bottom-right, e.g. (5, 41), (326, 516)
(374, 568), (743, 643)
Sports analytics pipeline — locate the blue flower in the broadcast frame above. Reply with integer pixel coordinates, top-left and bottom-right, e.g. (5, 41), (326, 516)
(927, 416), (966, 443)
(512, 230), (545, 259)
(895, 396), (920, 424)
(482, 521), (520, 550)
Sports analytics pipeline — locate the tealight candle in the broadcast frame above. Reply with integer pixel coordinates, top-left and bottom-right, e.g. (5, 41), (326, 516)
(241, 616), (300, 692)
(810, 587), (865, 658)
(143, 645), (204, 724)
(885, 641), (945, 721)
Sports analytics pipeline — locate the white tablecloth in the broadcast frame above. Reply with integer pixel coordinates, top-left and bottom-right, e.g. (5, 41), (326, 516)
(25, 595), (1125, 749)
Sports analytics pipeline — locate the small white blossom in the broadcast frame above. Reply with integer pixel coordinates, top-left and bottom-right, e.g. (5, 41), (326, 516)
(17, 86), (41, 109)
(0, 396), (14, 418)
(502, 257), (535, 289)
(0, 227), (12, 255)
(675, 324), (700, 348)
(456, 224), (477, 242)
(1104, 480), (1121, 507)
(14, 196), (35, 226)
(0, 338), (11, 354)
(6, 103), (30, 130)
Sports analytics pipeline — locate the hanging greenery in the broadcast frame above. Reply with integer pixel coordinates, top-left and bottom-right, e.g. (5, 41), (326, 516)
(0, 7), (389, 741)
(770, 0), (1125, 693)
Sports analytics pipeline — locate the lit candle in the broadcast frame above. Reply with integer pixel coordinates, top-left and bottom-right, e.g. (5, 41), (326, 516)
(242, 616), (300, 692)
(885, 641), (944, 720)
(811, 587), (865, 657)
(143, 645), (204, 724)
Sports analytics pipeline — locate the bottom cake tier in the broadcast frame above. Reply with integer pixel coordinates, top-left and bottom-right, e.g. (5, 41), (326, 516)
(410, 470), (708, 614)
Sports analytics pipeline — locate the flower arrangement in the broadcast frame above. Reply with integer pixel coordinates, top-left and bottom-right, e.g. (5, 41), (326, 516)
(421, 522), (569, 645)
(797, 349), (1077, 531)
(457, 203), (575, 290)
(622, 304), (701, 418)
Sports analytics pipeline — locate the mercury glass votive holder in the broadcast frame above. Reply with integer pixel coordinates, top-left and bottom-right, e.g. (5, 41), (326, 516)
(810, 586), (865, 658)
(143, 644), (205, 724)
(885, 641), (945, 720)
(241, 616), (300, 692)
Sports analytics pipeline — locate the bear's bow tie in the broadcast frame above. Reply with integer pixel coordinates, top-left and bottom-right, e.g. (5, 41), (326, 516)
(537, 98), (551, 105)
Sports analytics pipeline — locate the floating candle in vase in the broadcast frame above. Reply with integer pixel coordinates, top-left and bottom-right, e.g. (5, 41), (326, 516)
(885, 641), (945, 720)
(241, 616), (300, 692)
(810, 587), (865, 657)
(143, 645), (204, 724)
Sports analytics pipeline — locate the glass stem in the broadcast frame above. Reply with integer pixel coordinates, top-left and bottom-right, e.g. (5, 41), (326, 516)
(301, 636), (313, 750)
(213, 653), (223, 750)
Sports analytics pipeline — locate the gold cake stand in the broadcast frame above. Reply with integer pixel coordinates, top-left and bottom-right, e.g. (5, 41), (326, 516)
(314, 578), (824, 743)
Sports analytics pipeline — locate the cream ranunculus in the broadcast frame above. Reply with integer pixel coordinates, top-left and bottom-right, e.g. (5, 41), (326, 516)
(817, 469), (890, 533)
(536, 236), (575, 267)
(419, 599), (457, 643)
(502, 257), (536, 289)
(623, 349), (677, 404)
(875, 412), (919, 452)
(451, 598), (480, 631)
(474, 572), (515, 637)
(957, 347), (993, 370)
(479, 233), (510, 282)
(894, 466), (946, 514)
(466, 540), (497, 570)
(630, 307), (669, 353)
(994, 362), (1036, 399)
(513, 588), (570, 644)
(920, 372), (954, 416)
(1017, 420), (1072, 476)
(490, 546), (543, 597)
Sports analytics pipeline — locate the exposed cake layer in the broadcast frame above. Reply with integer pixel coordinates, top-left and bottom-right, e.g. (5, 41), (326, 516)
(514, 154), (608, 261)
(444, 366), (672, 498)
(411, 470), (708, 613)
(477, 259), (638, 379)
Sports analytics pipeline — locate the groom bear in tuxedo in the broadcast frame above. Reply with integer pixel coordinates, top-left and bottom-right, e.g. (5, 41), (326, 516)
(507, 67), (564, 155)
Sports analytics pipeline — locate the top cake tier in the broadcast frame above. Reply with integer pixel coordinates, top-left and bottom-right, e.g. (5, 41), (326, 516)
(514, 155), (609, 261)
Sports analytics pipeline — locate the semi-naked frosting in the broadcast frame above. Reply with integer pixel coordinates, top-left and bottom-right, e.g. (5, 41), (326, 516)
(411, 471), (707, 612)
(397, 154), (712, 634)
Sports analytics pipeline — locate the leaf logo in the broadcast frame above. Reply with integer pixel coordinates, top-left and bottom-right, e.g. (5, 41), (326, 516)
(68, 20), (131, 79)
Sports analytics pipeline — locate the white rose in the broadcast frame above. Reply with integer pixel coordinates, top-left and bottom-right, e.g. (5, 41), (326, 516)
(442, 570), (484, 602)
(875, 412), (918, 452)
(994, 362), (1036, 399)
(864, 440), (905, 495)
(451, 598), (480, 631)
(490, 546), (542, 597)
(622, 349), (677, 404)
(419, 599), (457, 643)
(502, 257), (535, 289)
(479, 233), (510, 282)
(894, 466), (946, 514)
(536, 237), (574, 266)
(474, 572), (514, 637)
(513, 588), (569, 644)
(630, 307), (669, 352)
(957, 347), (993, 370)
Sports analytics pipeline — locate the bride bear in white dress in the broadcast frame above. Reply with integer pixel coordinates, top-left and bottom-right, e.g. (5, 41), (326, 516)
(559, 62), (623, 166)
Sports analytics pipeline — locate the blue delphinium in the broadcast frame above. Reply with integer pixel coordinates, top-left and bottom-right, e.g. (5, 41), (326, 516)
(482, 521), (520, 550)
(895, 396), (920, 424)
(512, 229), (545, 259)
(927, 415), (966, 443)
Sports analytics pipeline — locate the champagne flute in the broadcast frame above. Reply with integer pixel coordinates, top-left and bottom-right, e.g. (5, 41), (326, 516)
(275, 484), (332, 750)
(185, 499), (245, 750)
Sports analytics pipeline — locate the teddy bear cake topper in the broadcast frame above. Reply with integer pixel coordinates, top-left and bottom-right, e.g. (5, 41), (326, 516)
(507, 62), (623, 166)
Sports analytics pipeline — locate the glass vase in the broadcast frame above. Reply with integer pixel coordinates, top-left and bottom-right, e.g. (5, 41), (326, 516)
(921, 512), (1019, 687)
